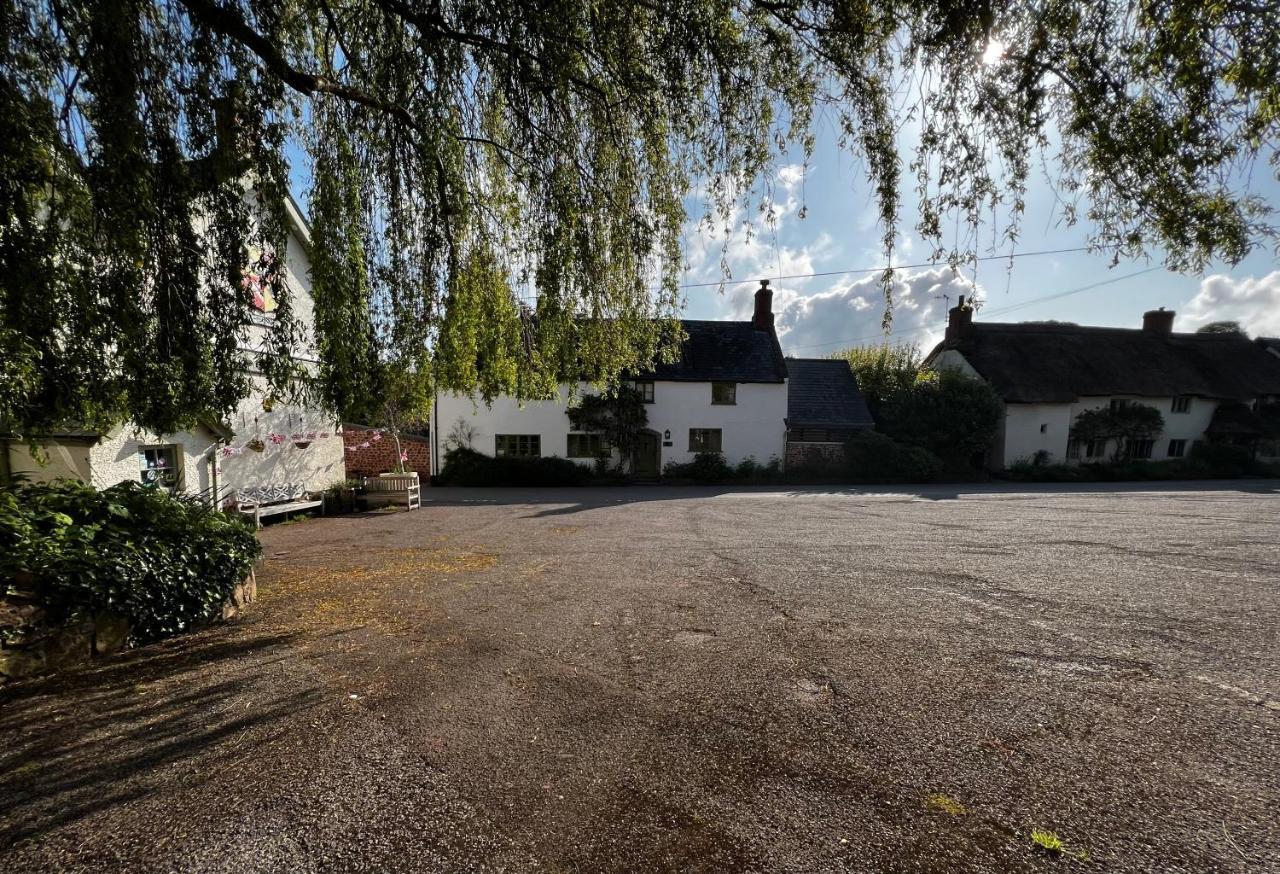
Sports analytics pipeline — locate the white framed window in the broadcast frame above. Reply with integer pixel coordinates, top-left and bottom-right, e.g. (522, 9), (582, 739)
(632, 380), (655, 403)
(1110, 398), (1132, 412)
(689, 428), (722, 453)
(1084, 438), (1108, 458)
(495, 434), (540, 457)
(1171, 396), (1191, 414)
(1168, 439), (1187, 458)
(139, 445), (182, 492)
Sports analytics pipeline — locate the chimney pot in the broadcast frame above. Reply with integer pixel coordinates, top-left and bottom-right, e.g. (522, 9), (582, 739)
(945, 296), (974, 342)
(752, 279), (774, 330)
(1142, 308), (1175, 334)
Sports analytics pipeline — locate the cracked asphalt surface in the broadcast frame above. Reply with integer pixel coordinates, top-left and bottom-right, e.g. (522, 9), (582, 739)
(2, 482), (1278, 872)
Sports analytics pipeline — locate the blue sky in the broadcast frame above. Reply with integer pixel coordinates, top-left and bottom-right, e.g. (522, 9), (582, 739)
(288, 119), (1280, 356)
(676, 118), (1280, 355)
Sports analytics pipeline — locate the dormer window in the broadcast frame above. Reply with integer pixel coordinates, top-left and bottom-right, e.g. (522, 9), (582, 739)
(1171, 396), (1191, 414)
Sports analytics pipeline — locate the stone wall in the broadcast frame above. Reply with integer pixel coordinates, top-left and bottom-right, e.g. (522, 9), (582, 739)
(0, 572), (256, 683)
(342, 425), (431, 480)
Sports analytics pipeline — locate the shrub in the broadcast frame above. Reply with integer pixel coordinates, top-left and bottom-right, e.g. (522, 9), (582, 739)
(663, 452), (734, 482)
(844, 430), (943, 482)
(437, 447), (594, 486)
(877, 370), (1002, 470)
(0, 481), (261, 644)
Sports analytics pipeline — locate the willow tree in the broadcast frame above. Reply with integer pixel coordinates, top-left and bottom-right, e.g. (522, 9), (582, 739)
(3, 0), (1278, 437)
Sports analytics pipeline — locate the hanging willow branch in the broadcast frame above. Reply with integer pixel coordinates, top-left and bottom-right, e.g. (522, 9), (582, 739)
(2, 0), (1278, 436)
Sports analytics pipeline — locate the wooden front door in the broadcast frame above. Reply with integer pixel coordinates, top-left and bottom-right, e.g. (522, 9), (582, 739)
(633, 431), (659, 476)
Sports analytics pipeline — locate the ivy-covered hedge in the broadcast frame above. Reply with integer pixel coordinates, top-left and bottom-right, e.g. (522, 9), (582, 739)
(1, 481), (261, 644)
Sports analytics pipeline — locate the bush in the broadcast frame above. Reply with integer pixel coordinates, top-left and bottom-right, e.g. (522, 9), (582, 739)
(663, 451), (734, 483)
(877, 370), (1001, 470)
(0, 481), (261, 644)
(844, 431), (943, 482)
(1002, 441), (1277, 482)
(437, 447), (594, 486)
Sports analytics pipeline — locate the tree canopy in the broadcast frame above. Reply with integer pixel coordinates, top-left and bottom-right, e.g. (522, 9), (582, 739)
(1195, 320), (1248, 336)
(4, 0), (1279, 437)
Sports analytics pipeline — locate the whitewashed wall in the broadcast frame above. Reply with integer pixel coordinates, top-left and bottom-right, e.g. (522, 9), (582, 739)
(642, 381), (788, 467)
(434, 379), (789, 472)
(11, 196), (342, 498)
(934, 350), (1230, 468)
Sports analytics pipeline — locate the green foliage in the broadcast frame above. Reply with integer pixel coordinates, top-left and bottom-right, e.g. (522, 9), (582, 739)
(1195, 320), (1247, 336)
(4, 1), (1279, 435)
(437, 447), (593, 487)
(844, 431), (944, 482)
(567, 387), (649, 472)
(0, 481), (261, 644)
(1003, 441), (1275, 482)
(829, 344), (925, 414)
(1071, 404), (1165, 459)
(662, 452), (735, 483)
(877, 371), (1003, 470)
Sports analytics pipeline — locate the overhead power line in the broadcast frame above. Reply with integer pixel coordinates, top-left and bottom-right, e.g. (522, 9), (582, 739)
(780, 264), (1165, 354)
(679, 245), (1094, 290)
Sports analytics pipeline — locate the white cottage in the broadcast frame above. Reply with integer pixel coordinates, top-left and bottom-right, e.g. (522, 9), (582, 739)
(3, 194), (345, 501)
(925, 300), (1280, 469)
(433, 282), (796, 475)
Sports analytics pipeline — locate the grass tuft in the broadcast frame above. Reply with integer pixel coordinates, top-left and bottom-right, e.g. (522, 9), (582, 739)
(1031, 828), (1066, 854)
(924, 793), (966, 816)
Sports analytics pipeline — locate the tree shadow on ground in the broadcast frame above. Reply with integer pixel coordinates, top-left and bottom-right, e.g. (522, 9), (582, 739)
(412, 480), (1280, 518)
(0, 625), (331, 850)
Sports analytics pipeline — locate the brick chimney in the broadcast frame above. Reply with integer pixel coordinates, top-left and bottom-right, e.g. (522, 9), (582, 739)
(1142, 307), (1174, 334)
(945, 295), (974, 342)
(752, 279), (774, 330)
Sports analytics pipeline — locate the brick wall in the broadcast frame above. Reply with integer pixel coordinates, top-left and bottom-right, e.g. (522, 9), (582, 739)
(785, 441), (845, 472)
(342, 425), (431, 480)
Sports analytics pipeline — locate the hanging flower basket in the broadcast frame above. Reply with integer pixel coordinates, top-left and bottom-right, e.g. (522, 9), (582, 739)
(293, 441), (312, 450)
(246, 438), (265, 453)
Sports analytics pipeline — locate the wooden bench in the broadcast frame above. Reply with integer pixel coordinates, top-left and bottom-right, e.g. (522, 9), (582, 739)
(362, 473), (421, 510)
(235, 483), (324, 529)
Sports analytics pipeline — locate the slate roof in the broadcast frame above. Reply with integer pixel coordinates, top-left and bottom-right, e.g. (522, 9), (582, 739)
(638, 320), (787, 383)
(784, 358), (875, 428)
(928, 323), (1280, 404)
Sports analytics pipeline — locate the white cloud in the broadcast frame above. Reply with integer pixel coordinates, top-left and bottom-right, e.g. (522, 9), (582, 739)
(763, 268), (982, 356)
(1178, 272), (1280, 337)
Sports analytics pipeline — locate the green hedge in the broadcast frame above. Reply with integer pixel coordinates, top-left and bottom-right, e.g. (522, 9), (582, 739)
(1003, 442), (1279, 482)
(843, 430), (944, 482)
(437, 447), (595, 486)
(1, 481), (261, 644)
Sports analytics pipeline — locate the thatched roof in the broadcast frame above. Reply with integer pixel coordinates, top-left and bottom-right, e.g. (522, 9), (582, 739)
(927, 323), (1280, 403)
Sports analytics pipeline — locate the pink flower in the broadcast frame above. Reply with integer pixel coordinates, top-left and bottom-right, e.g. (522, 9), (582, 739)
(371, 433), (383, 442)
(358, 441), (370, 449)
(268, 432), (285, 445)
(400, 451), (409, 462)
(306, 432), (317, 440)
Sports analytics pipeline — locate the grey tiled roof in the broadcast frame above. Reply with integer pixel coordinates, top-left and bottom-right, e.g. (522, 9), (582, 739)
(929, 323), (1280, 403)
(785, 358), (874, 428)
(639, 320), (787, 383)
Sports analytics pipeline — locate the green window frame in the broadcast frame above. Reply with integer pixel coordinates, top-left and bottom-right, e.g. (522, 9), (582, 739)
(567, 433), (609, 458)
